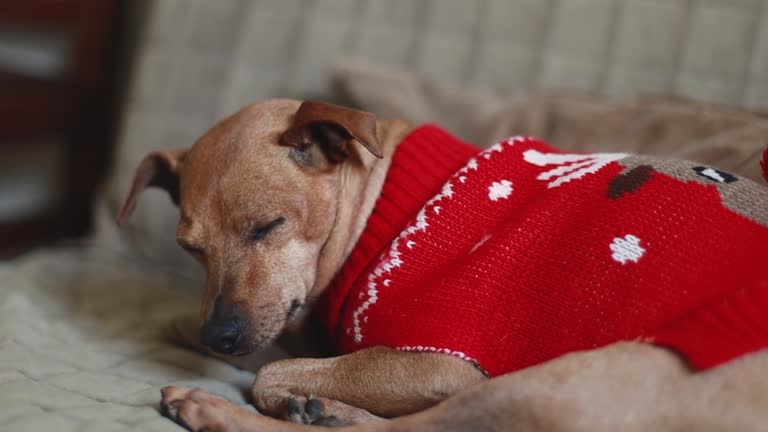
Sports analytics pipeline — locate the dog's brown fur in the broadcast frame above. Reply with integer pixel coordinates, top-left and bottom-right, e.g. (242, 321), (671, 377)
(119, 99), (768, 431)
(160, 342), (768, 432)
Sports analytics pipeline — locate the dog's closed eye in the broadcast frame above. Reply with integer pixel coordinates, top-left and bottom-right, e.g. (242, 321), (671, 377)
(177, 239), (205, 258)
(249, 217), (286, 242)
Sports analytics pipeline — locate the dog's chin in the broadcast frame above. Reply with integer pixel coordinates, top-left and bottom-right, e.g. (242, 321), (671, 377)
(228, 341), (271, 356)
(224, 302), (297, 356)
(232, 325), (285, 356)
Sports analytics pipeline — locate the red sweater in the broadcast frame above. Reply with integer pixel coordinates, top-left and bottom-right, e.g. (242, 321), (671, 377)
(317, 125), (768, 377)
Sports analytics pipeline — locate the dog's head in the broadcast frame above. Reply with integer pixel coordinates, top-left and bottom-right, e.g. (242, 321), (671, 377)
(117, 99), (382, 355)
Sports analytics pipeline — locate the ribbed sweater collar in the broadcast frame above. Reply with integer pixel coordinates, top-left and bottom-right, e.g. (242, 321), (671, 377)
(315, 125), (480, 340)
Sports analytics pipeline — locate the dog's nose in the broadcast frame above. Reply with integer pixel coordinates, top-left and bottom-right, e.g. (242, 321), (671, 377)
(201, 318), (242, 354)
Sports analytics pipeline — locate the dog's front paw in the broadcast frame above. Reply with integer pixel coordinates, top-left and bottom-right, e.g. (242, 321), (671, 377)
(282, 395), (380, 426)
(161, 386), (258, 432)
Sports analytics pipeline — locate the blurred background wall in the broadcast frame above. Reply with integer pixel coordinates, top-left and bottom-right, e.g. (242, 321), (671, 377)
(0, 1), (142, 256)
(1, 0), (767, 259)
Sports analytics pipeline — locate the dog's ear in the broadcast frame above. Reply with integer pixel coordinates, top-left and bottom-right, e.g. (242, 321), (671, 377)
(116, 149), (187, 226)
(280, 101), (382, 165)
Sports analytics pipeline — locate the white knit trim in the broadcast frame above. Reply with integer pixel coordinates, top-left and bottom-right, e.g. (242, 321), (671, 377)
(506, 135), (530, 146)
(397, 346), (489, 377)
(348, 136), (523, 344)
(350, 181), (455, 344)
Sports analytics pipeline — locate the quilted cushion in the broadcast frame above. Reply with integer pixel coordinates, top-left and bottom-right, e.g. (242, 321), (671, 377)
(334, 60), (768, 183)
(0, 248), (286, 431)
(99, 0), (768, 267)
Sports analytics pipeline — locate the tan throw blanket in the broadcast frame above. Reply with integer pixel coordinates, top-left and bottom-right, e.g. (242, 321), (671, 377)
(0, 247), (285, 431)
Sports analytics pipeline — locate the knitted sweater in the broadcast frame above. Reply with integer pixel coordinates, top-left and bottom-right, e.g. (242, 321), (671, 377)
(316, 125), (768, 377)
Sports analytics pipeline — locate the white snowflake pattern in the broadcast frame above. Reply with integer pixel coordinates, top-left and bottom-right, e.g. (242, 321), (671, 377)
(488, 180), (513, 201)
(483, 142), (505, 159)
(481, 136), (527, 160)
(506, 135), (529, 146)
(610, 234), (645, 264)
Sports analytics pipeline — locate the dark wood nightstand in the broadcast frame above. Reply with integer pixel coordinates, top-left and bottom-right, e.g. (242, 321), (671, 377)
(0, 1), (128, 258)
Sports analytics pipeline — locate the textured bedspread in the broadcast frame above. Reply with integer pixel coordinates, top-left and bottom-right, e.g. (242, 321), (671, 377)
(0, 247), (283, 432)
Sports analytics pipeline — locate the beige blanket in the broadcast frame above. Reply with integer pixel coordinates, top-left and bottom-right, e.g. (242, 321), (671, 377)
(334, 61), (768, 184)
(0, 247), (285, 431)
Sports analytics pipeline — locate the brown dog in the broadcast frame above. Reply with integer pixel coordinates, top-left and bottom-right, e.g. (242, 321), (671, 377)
(118, 99), (768, 431)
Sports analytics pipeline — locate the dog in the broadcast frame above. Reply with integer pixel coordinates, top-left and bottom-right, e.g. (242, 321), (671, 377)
(117, 99), (768, 431)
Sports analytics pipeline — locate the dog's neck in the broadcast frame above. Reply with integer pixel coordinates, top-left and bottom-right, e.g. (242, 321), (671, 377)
(309, 120), (413, 301)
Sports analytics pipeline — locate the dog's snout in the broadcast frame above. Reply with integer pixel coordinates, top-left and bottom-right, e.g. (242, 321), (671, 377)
(201, 317), (242, 354)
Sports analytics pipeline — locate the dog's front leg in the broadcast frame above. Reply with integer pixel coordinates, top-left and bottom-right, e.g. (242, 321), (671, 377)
(252, 346), (486, 425)
(393, 342), (768, 432)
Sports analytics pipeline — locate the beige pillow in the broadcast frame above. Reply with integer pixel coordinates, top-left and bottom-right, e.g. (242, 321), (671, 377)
(95, 60), (768, 272)
(334, 60), (768, 184)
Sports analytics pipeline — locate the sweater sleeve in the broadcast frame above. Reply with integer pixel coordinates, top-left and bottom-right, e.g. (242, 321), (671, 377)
(651, 280), (768, 370)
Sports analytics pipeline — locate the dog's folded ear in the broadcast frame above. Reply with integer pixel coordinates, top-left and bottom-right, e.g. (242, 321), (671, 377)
(280, 101), (382, 165)
(116, 149), (187, 226)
